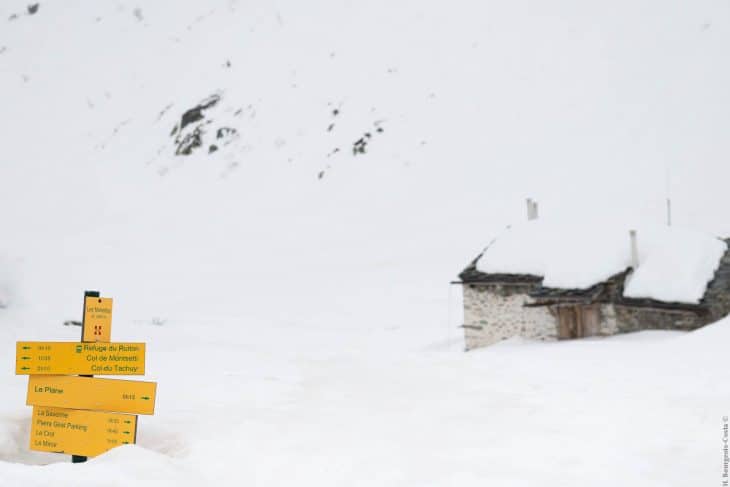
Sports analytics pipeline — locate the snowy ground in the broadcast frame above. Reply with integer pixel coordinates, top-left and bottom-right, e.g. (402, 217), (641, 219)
(2, 315), (729, 486)
(1, 0), (730, 485)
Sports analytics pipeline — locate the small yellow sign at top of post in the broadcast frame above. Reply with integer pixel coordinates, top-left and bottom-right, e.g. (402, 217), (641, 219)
(82, 296), (112, 342)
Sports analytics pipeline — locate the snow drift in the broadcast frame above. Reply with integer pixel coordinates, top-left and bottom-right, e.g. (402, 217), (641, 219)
(476, 220), (727, 303)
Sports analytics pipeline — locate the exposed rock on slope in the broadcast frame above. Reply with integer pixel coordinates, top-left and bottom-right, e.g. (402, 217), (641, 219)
(171, 93), (239, 156)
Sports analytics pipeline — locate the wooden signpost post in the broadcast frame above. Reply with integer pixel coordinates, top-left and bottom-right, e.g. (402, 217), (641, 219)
(15, 291), (157, 463)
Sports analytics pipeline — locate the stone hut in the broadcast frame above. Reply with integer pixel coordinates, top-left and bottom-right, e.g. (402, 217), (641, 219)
(458, 223), (730, 350)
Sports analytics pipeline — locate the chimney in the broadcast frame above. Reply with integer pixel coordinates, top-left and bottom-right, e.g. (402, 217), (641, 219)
(526, 199), (538, 221)
(666, 198), (672, 227)
(630, 230), (639, 269)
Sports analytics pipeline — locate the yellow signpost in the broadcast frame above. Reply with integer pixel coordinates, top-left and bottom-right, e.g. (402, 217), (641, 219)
(16, 291), (157, 460)
(16, 341), (146, 376)
(30, 406), (137, 457)
(82, 296), (113, 343)
(27, 376), (157, 415)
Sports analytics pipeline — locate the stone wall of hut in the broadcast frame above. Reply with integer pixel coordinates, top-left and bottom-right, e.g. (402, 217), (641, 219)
(703, 240), (730, 322)
(612, 305), (705, 332)
(462, 283), (556, 350)
(462, 284), (714, 351)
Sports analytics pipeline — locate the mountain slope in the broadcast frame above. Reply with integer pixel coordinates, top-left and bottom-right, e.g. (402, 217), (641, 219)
(0, 1), (729, 485)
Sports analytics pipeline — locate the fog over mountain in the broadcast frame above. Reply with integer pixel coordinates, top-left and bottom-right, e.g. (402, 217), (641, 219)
(1, 1), (729, 485)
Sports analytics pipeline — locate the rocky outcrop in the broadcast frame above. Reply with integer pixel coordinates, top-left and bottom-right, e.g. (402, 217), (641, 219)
(170, 94), (239, 157)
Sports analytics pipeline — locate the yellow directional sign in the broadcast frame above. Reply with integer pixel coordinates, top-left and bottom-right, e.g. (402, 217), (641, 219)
(82, 296), (113, 343)
(16, 342), (145, 376)
(27, 376), (157, 415)
(30, 406), (137, 457)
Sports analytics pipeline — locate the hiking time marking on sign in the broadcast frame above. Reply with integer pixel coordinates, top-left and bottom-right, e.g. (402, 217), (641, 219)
(30, 405), (137, 457)
(27, 375), (157, 415)
(16, 342), (145, 376)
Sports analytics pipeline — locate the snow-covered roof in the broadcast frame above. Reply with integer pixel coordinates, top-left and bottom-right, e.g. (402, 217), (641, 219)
(472, 220), (727, 304)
